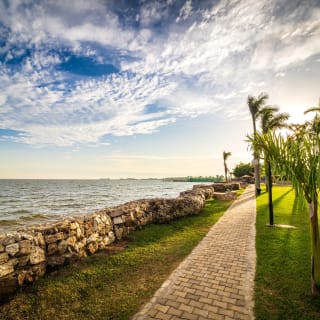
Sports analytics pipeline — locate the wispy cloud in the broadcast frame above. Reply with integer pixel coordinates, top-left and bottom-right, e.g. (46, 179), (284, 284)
(0, 0), (319, 146)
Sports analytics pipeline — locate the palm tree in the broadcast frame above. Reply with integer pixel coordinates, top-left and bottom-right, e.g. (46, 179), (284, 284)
(258, 106), (289, 225)
(304, 100), (320, 133)
(247, 93), (269, 195)
(223, 151), (231, 183)
(250, 113), (320, 294)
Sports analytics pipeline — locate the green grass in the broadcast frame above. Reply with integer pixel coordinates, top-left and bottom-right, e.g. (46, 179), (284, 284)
(255, 185), (320, 319)
(0, 195), (239, 320)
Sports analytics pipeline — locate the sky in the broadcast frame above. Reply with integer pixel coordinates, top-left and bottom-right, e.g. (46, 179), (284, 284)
(0, 0), (320, 179)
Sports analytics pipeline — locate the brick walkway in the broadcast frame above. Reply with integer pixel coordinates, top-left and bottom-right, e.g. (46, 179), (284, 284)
(132, 185), (256, 320)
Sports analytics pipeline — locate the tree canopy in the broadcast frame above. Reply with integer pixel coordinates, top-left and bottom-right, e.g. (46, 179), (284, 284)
(233, 162), (254, 177)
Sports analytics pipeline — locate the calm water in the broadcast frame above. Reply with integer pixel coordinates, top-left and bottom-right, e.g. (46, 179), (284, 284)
(0, 179), (196, 234)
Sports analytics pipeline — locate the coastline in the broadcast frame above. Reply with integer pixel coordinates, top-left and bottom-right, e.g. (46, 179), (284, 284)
(0, 183), (242, 300)
(0, 179), (199, 234)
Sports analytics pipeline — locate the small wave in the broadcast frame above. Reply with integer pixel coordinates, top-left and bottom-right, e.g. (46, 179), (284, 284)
(9, 209), (32, 215)
(0, 219), (21, 226)
(0, 213), (48, 225)
(19, 214), (48, 221)
(1, 199), (23, 203)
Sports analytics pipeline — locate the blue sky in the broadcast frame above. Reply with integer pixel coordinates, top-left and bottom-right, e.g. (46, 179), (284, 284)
(0, 0), (320, 179)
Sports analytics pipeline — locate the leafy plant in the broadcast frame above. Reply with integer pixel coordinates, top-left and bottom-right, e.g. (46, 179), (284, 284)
(250, 117), (320, 294)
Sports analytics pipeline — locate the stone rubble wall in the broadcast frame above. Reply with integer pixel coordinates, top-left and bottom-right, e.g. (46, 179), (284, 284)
(0, 183), (239, 299)
(211, 183), (241, 192)
(214, 191), (237, 200)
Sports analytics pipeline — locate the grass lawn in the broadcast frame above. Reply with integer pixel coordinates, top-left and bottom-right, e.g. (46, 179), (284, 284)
(255, 185), (320, 319)
(0, 195), (239, 320)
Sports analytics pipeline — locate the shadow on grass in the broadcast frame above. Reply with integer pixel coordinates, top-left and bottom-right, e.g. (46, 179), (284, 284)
(258, 187), (293, 218)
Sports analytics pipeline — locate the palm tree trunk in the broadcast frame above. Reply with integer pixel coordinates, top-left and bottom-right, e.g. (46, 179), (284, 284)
(253, 157), (260, 195)
(309, 197), (320, 295)
(267, 160), (273, 225)
(252, 123), (261, 195)
(265, 162), (269, 193)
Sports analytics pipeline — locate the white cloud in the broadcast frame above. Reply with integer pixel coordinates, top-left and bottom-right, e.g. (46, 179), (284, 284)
(176, 0), (193, 22)
(139, 1), (171, 27)
(1, 0), (319, 147)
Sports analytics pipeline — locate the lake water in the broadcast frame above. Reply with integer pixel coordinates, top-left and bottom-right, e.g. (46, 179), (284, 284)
(0, 179), (197, 234)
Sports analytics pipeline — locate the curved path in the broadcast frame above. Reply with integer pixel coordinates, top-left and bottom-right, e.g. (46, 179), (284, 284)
(132, 185), (256, 320)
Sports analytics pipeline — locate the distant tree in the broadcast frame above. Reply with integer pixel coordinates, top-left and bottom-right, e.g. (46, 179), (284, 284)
(233, 162), (254, 178)
(223, 151), (231, 182)
(213, 175), (225, 182)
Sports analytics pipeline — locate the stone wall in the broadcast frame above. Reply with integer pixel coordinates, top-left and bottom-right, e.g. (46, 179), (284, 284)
(214, 191), (237, 200)
(0, 183), (233, 300)
(212, 183), (241, 192)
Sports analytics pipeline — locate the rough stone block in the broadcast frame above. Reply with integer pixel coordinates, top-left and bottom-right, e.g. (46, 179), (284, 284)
(67, 236), (76, 247)
(18, 255), (30, 267)
(109, 209), (124, 218)
(70, 222), (79, 230)
(103, 235), (114, 246)
(36, 233), (46, 247)
(74, 239), (86, 253)
(0, 252), (9, 264)
(214, 191), (237, 200)
(58, 240), (68, 254)
(47, 255), (65, 267)
(113, 216), (124, 225)
(29, 247), (46, 265)
(19, 240), (32, 255)
(45, 232), (65, 244)
(76, 227), (82, 239)
(114, 226), (124, 240)
(87, 242), (99, 255)
(87, 233), (99, 244)
(0, 261), (14, 278)
(20, 233), (34, 241)
(5, 243), (19, 257)
(47, 242), (58, 255)
(2, 236), (15, 246)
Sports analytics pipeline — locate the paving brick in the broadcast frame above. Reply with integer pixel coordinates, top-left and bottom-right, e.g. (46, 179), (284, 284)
(132, 186), (256, 320)
(217, 307), (235, 318)
(213, 300), (227, 309)
(174, 290), (187, 298)
(194, 289), (208, 298)
(202, 304), (218, 313)
(193, 307), (209, 318)
(166, 300), (180, 309)
(179, 303), (193, 313)
(176, 297), (190, 305)
(181, 312), (198, 320)
(229, 304), (248, 313)
(189, 300), (203, 309)
(199, 296), (213, 304)
(222, 295), (237, 304)
(155, 304), (170, 314)
(208, 311), (224, 320)
(167, 307), (182, 317)
(185, 293), (200, 301)
(156, 311), (172, 320)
